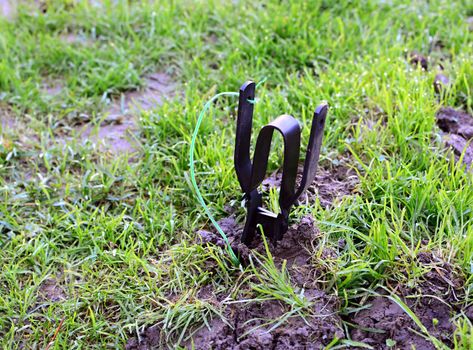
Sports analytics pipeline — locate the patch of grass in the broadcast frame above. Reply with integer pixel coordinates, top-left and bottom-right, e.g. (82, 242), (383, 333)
(0, 0), (472, 348)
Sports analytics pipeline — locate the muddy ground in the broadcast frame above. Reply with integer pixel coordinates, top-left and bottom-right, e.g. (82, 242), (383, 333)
(126, 156), (471, 349)
(436, 107), (473, 168)
(38, 278), (67, 302)
(261, 163), (360, 209)
(127, 216), (345, 350)
(76, 72), (175, 154)
(349, 251), (468, 350)
(127, 164), (357, 349)
(197, 162), (359, 263)
(127, 162), (358, 349)
(128, 215), (471, 350)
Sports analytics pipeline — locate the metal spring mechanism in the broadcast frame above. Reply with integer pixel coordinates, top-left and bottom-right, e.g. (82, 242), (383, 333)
(234, 81), (328, 245)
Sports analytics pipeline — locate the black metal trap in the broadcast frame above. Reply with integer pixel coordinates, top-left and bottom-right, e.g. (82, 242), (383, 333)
(235, 80), (328, 245)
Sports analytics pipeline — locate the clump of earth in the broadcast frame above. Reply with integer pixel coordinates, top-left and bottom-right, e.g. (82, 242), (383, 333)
(436, 107), (473, 168)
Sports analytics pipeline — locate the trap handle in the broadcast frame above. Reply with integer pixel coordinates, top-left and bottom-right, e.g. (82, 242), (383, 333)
(234, 81), (256, 193)
(249, 115), (301, 210)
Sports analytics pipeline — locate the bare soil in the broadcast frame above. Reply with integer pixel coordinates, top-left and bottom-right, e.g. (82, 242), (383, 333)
(125, 326), (161, 350)
(41, 80), (63, 97)
(189, 297), (343, 350)
(349, 251), (467, 350)
(407, 46), (452, 94)
(261, 163), (359, 209)
(126, 217), (345, 349)
(197, 162), (359, 263)
(190, 216), (344, 350)
(436, 107), (473, 167)
(38, 278), (67, 302)
(408, 51), (428, 71)
(79, 72), (175, 154)
(0, 109), (15, 130)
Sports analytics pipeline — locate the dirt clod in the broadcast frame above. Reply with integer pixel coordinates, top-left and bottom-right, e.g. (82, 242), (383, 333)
(198, 214), (330, 268)
(38, 279), (66, 302)
(436, 107), (473, 167)
(190, 297), (343, 350)
(125, 325), (161, 350)
(129, 216), (344, 349)
(409, 51), (428, 70)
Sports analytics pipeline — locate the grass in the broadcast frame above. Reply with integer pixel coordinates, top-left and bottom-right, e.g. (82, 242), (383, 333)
(0, 0), (472, 348)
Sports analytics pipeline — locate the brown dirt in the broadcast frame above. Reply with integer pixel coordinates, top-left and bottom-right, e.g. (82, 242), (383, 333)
(80, 72), (175, 154)
(196, 161), (359, 264)
(127, 217), (345, 349)
(38, 278), (67, 302)
(408, 51), (428, 71)
(349, 251), (466, 350)
(189, 296), (343, 350)
(262, 163), (359, 209)
(125, 325), (161, 350)
(198, 215), (321, 267)
(1, 109), (16, 130)
(408, 43), (452, 79)
(128, 211), (468, 349)
(436, 107), (473, 167)
(42, 80), (63, 97)
(192, 215), (344, 350)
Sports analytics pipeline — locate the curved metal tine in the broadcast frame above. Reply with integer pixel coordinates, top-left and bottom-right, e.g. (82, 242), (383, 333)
(234, 81), (256, 194)
(293, 103), (328, 202)
(249, 115), (301, 211)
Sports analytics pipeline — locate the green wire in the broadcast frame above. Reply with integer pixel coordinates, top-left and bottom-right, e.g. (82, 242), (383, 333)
(189, 91), (240, 266)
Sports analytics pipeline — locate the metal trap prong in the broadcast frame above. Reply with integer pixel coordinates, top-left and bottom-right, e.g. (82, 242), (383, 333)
(234, 80), (328, 245)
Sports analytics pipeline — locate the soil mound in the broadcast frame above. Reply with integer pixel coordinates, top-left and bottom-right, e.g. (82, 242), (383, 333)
(436, 107), (473, 167)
